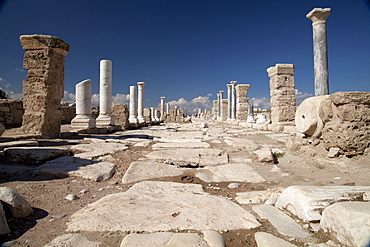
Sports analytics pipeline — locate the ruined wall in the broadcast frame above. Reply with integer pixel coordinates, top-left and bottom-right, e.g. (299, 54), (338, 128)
(165, 108), (185, 123)
(112, 104), (129, 130)
(220, 99), (228, 122)
(212, 100), (218, 120)
(61, 103), (76, 124)
(144, 108), (152, 123)
(0, 100), (24, 127)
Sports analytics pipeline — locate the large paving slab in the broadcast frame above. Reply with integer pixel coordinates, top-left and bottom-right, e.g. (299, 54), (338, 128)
(275, 186), (370, 222)
(67, 181), (260, 233)
(254, 232), (297, 247)
(120, 231), (225, 247)
(223, 137), (257, 149)
(44, 233), (101, 247)
(235, 188), (284, 204)
(4, 147), (70, 163)
(70, 142), (128, 160)
(122, 161), (186, 184)
(35, 156), (115, 182)
(146, 148), (228, 167)
(152, 142), (211, 150)
(252, 204), (310, 239)
(0, 140), (38, 150)
(320, 201), (370, 247)
(153, 138), (202, 143)
(195, 163), (265, 183)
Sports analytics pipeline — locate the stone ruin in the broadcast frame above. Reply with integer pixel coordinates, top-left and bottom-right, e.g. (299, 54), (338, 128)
(20, 34), (70, 138)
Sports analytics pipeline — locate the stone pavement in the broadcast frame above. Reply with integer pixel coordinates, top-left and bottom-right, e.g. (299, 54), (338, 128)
(1, 122), (370, 247)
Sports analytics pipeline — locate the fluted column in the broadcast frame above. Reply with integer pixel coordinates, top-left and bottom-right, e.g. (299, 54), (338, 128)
(96, 60), (114, 126)
(230, 81), (237, 120)
(137, 82), (146, 123)
(307, 8), (331, 96)
(129, 86), (138, 124)
(227, 84), (232, 121)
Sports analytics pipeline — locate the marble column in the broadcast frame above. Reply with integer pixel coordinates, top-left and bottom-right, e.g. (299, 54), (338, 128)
(230, 81), (237, 120)
(160, 97), (165, 121)
(216, 93), (221, 120)
(307, 8), (331, 96)
(128, 86), (138, 124)
(166, 103), (170, 114)
(137, 82), (146, 123)
(71, 79), (96, 128)
(154, 108), (160, 122)
(226, 84), (232, 121)
(218, 90), (224, 121)
(96, 60), (114, 126)
(150, 107), (156, 122)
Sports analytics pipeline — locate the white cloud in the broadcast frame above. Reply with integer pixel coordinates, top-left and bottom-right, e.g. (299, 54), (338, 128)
(251, 97), (270, 109)
(112, 93), (130, 105)
(167, 95), (213, 114)
(62, 90), (76, 103)
(63, 91), (130, 106)
(295, 89), (314, 106)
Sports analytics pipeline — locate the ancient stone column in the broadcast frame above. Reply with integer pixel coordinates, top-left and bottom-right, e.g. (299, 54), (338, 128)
(221, 99), (228, 122)
(20, 34), (70, 138)
(247, 100), (255, 123)
(160, 97), (165, 121)
(137, 82), (146, 123)
(235, 84), (250, 121)
(218, 90), (224, 121)
(230, 81), (237, 120)
(96, 60), (114, 126)
(128, 86), (138, 124)
(212, 100), (218, 120)
(166, 103), (170, 114)
(267, 64), (296, 132)
(226, 84), (232, 121)
(216, 93), (221, 120)
(71, 79), (96, 128)
(150, 107), (156, 122)
(154, 108), (160, 122)
(307, 8), (331, 96)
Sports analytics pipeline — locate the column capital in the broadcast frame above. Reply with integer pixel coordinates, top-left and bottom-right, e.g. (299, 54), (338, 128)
(230, 81), (237, 86)
(219, 90), (224, 94)
(267, 63), (295, 77)
(306, 8), (331, 24)
(226, 84), (232, 88)
(160, 96), (166, 100)
(137, 81), (146, 86)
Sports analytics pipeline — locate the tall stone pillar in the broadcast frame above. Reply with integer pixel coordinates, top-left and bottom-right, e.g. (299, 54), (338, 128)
(221, 99), (228, 122)
(212, 100), (218, 120)
(128, 86), (138, 124)
(267, 64), (296, 132)
(154, 108), (160, 122)
(230, 81), (237, 120)
(226, 84), (232, 121)
(166, 103), (170, 114)
(218, 90), (224, 121)
(216, 93), (221, 120)
(71, 79), (95, 128)
(307, 8), (331, 96)
(137, 82), (146, 123)
(96, 60), (114, 126)
(235, 84), (250, 121)
(150, 107), (156, 122)
(20, 34), (70, 138)
(160, 97), (166, 121)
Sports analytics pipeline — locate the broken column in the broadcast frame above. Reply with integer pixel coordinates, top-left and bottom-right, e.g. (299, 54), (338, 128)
(137, 82), (146, 124)
(226, 84), (232, 121)
(307, 8), (331, 96)
(160, 97), (165, 121)
(128, 86), (138, 124)
(20, 34), (70, 138)
(166, 103), (170, 114)
(212, 100), (218, 120)
(96, 60), (114, 126)
(267, 64), (296, 132)
(71, 79), (96, 129)
(235, 84), (250, 121)
(230, 81), (237, 120)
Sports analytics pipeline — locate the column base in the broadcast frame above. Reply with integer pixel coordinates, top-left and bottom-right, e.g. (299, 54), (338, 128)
(96, 114), (114, 127)
(129, 116), (139, 124)
(138, 116), (146, 124)
(71, 115), (96, 129)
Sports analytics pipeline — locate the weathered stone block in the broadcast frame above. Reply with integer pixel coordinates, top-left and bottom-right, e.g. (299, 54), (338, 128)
(112, 104), (129, 130)
(269, 75), (295, 89)
(267, 64), (295, 77)
(322, 122), (370, 152)
(271, 106), (296, 122)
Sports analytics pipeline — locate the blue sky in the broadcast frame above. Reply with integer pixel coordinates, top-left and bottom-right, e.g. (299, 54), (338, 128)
(0, 0), (369, 113)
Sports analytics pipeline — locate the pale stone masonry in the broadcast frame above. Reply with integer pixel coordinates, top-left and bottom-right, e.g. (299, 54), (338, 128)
(71, 79), (95, 129)
(267, 64), (296, 132)
(20, 34), (70, 138)
(96, 60), (114, 126)
(112, 104), (129, 130)
(129, 86), (138, 124)
(235, 84), (250, 121)
(307, 8), (331, 96)
(221, 99), (228, 122)
(160, 97), (166, 121)
(212, 100), (218, 120)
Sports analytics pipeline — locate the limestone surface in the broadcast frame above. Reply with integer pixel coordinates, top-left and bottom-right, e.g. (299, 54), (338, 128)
(122, 161), (186, 184)
(4, 147), (69, 163)
(254, 232), (297, 247)
(70, 142), (128, 160)
(67, 181), (260, 233)
(195, 163), (265, 183)
(44, 233), (101, 247)
(0, 140), (38, 150)
(152, 142), (211, 149)
(275, 186), (370, 222)
(320, 202), (370, 247)
(0, 187), (33, 218)
(146, 148), (228, 167)
(252, 204), (309, 239)
(35, 156), (115, 182)
(235, 188), (284, 204)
